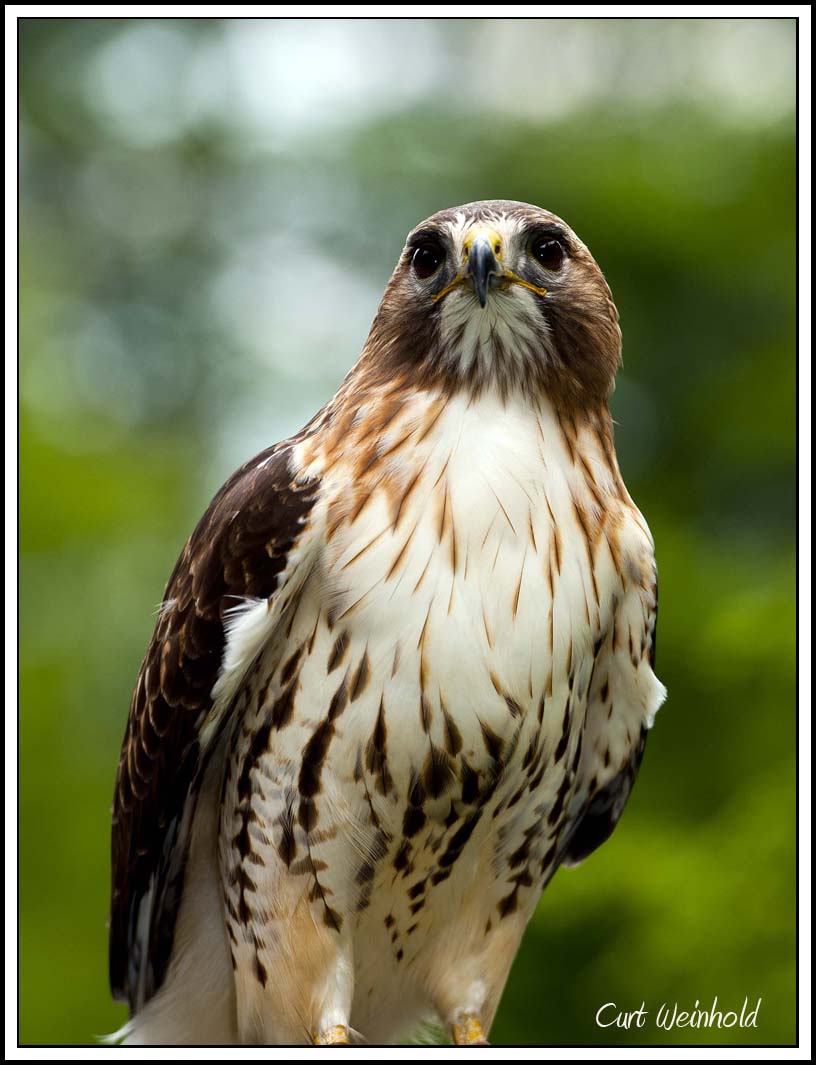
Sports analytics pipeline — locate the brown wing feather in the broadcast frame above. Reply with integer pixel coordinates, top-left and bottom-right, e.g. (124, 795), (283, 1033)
(559, 725), (647, 865)
(109, 442), (318, 1010)
(560, 573), (658, 868)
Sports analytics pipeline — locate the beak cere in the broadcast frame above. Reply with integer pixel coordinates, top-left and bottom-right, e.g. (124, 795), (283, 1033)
(467, 236), (500, 308)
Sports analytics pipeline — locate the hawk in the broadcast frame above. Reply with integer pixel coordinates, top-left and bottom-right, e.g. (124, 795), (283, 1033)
(109, 200), (666, 1046)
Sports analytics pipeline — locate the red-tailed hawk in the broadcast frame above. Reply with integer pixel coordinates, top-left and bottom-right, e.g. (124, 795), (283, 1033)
(109, 200), (666, 1045)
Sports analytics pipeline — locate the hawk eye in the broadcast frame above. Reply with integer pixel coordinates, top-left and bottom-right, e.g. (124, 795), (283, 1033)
(412, 240), (445, 280)
(531, 237), (566, 271)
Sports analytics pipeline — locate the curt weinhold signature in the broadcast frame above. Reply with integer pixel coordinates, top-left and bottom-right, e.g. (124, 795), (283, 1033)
(596, 997), (761, 1031)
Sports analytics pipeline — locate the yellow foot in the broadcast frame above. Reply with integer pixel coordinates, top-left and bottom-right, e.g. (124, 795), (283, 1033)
(451, 1013), (489, 1046)
(313, 1024), (351, 1045)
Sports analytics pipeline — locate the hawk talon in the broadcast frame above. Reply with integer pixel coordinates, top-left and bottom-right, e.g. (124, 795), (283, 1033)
(451, 1013), (489, 1046)
(313, 1023), (351, 1045)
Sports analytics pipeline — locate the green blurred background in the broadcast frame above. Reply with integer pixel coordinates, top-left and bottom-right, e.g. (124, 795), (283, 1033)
(18, 16), (797, 1047)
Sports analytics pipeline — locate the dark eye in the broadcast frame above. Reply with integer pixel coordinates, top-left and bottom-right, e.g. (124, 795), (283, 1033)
(412, 241), (445, 280)
(531, 237), (566, 271)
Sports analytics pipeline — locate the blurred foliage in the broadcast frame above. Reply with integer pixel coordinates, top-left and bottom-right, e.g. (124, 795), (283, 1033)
(18, 17), (796, 1047)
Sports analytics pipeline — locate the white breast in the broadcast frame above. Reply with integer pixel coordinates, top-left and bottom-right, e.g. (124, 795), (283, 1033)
(310, 391), (613, 787)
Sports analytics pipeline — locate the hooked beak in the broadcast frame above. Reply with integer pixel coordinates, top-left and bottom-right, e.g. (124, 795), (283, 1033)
(430, 226), (547, 307)
(467, 236), (500, 309)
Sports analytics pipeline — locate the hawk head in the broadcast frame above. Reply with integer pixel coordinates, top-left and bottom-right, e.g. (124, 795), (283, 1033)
(364, 200), (622, 406)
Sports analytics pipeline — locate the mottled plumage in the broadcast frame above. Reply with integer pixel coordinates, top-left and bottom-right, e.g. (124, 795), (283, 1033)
(110, 200), (665, 1045)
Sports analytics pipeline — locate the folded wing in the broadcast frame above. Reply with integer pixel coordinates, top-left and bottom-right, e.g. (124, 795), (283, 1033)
(109, 443), (319, 1011)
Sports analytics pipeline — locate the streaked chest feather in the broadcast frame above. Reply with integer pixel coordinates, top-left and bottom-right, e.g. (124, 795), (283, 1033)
(282, 391), (639, 795)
